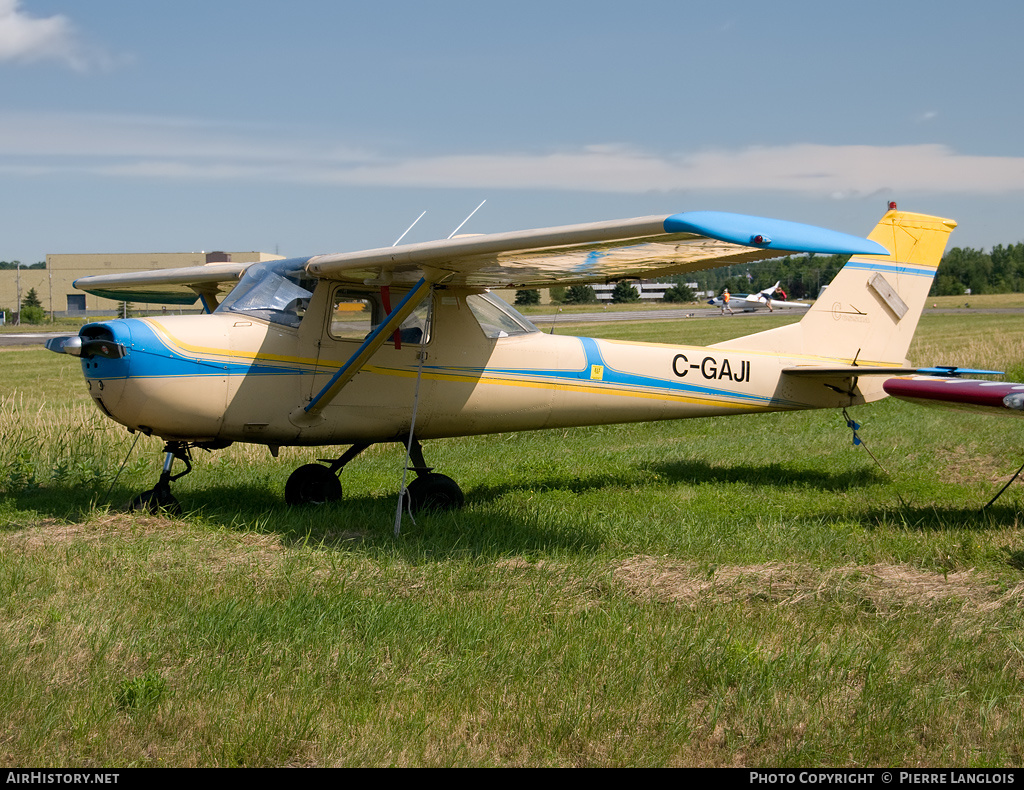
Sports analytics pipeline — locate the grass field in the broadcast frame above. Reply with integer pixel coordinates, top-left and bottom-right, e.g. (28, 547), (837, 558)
(2, 311), (1024, 767)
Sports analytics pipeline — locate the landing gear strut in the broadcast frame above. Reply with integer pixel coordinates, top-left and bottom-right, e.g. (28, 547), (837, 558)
(128, 441), (192, 515)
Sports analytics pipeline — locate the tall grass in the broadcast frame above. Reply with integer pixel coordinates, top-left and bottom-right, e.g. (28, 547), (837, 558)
(1, 315), (1024, 767)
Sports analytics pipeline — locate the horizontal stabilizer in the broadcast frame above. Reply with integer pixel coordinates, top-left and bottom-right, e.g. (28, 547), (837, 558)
(784, 366), (919, 378)
(914, 366), (1004, 377)
(784, 365), (1003, 379)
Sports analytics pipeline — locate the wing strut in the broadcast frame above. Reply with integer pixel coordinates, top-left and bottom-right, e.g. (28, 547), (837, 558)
(194, 286), (222, 314)
(290, 277), (431, 426)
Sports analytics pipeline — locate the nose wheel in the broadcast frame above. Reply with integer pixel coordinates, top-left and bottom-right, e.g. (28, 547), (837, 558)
(127, 442), (192, 515)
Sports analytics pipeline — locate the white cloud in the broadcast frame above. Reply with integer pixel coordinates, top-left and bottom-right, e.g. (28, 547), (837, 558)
(0, 111), (374, 162)
(0, 0), (111, 70)
(1, 111), (1023, 196)
(296, 143), (1024, 196)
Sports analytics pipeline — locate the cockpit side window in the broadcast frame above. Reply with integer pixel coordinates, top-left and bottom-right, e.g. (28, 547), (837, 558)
(216, 258), (317, 328)
(465, 293), (539, 339)
(328, 288), (432, 344)
(395, 299), (431, 345)
(329, 293), (374, 340)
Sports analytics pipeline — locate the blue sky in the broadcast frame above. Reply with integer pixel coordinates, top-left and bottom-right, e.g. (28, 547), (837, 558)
(1, 0), (1022, 263)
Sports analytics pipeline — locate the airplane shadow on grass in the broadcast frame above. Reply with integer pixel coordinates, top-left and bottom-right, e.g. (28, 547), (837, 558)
(647, 460), (1024, 533)
(180, 483), (610, 555)
(463, 457), (889, 506)
(4, 459), (878, 524)
(4, 458), (1021, 557)
(139, 482), (610, 556)
(646, 459), (887, 491)
(854, 503), (1024, 534)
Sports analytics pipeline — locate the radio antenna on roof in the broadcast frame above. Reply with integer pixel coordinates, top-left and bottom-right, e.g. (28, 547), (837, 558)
(447, 200), (486, 239)
(392, 210), (427, 247)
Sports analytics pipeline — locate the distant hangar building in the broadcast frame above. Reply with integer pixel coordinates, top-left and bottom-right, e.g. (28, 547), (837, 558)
(0, 251), (283, 318)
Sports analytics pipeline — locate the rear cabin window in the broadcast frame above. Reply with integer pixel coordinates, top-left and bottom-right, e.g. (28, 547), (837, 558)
(466, 293), (539, 339)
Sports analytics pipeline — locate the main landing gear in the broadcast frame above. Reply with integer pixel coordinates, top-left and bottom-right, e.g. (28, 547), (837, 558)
(283, 442), (366, 507)
(125, 439), (465, 516)
(284, 439), (465, 513)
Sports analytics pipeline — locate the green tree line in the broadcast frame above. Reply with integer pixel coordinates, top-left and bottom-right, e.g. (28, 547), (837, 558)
(0, 261), (45, 269)
(928, 243), (1024, 296)
(668, 242), (1024, 300)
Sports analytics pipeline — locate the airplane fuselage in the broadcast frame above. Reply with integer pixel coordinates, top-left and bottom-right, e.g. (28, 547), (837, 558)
(79, 286), (863, 448)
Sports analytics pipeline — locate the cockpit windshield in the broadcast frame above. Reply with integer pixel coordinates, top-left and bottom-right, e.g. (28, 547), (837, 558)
(216, 258), (317, 328)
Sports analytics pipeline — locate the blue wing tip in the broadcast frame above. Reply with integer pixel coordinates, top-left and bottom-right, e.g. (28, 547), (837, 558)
(664, 211), (888, 256)
(916, 366), (1005, 377)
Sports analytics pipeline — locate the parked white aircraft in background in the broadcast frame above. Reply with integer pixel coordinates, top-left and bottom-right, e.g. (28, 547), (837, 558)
(707, 281), (810, 313)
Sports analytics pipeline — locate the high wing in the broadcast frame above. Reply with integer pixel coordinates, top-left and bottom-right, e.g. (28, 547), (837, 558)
(72, 210), (888, 306)
(306, 211), (888, 288)
(73, 262), (251, 307)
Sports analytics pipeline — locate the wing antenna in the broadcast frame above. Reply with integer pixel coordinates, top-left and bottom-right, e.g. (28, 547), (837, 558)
(392, 211), (427, 247)
(447, 200), (486, 239)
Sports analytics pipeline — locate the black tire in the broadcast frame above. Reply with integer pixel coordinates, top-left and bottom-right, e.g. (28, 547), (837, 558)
(127, 487), (181, 516)
(285, 463), (342, 506)
(405, 473), (465, 513)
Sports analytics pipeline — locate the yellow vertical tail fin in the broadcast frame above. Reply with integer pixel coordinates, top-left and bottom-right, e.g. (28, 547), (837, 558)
(714, 208), (957, 366)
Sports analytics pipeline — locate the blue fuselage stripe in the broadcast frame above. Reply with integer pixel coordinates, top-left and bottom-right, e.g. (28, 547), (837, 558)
(83, 321), (796, 408)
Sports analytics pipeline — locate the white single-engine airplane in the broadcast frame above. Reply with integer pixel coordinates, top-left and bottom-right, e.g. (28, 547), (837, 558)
(46, 205), (958, 514)
(707, 281), (810, 313)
